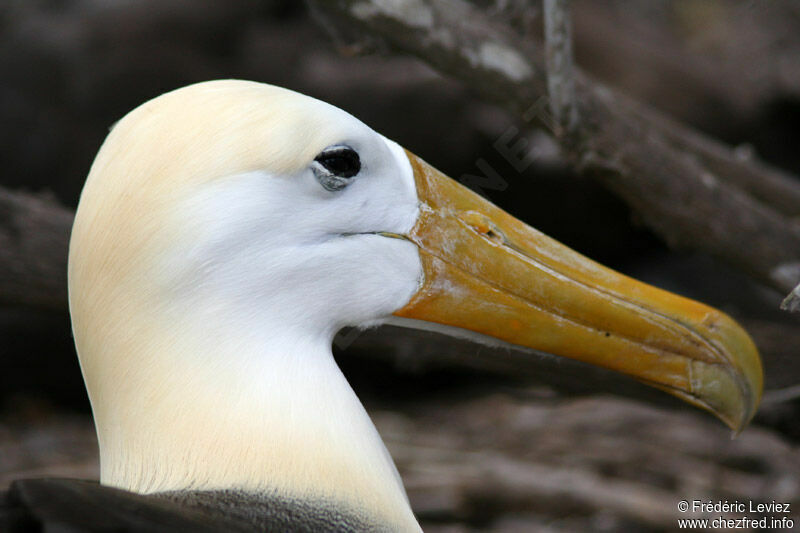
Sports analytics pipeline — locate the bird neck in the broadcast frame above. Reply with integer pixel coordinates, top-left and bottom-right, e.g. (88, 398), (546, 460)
(83, 317), (420, 532)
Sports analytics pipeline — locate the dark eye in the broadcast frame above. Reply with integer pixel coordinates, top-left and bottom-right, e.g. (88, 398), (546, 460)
(313, 146), (361, 191)
(315, 147), (360, 177)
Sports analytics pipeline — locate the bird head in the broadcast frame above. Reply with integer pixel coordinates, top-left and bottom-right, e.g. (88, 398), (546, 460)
(68, 80), (762, 499)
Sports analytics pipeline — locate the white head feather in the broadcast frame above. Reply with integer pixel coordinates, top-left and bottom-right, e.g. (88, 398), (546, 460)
(69, 80), (423, 530)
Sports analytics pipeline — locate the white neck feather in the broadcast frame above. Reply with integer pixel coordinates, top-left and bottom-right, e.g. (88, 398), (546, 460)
(88, 313), (420, 531)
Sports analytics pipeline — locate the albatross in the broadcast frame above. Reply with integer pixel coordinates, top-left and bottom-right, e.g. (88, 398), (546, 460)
(2, 80), (762, 532)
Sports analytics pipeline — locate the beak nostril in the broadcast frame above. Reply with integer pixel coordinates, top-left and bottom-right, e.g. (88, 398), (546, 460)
(484, 229), (505, 244)
(459, 211), (507, 244)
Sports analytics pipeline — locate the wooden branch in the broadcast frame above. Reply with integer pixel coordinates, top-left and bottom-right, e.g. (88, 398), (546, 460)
(308, 0), (800, 296)
(782, 282), (800, 312)
(543, 0), (578, 136)
(632, 100), (800, 218)
(0, 189), (73, 311)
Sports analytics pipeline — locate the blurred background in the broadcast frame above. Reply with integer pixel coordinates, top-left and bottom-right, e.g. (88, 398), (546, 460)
(1, 1), (799, 531)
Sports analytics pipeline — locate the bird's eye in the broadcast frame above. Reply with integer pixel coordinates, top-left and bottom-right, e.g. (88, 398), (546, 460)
(313, 146), (361, 191)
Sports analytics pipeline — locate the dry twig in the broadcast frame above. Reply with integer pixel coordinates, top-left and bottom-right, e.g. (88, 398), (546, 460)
(543, 0), (578, 136)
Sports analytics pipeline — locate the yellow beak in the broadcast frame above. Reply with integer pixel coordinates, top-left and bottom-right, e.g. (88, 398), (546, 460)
(394, 151), (763, 432)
